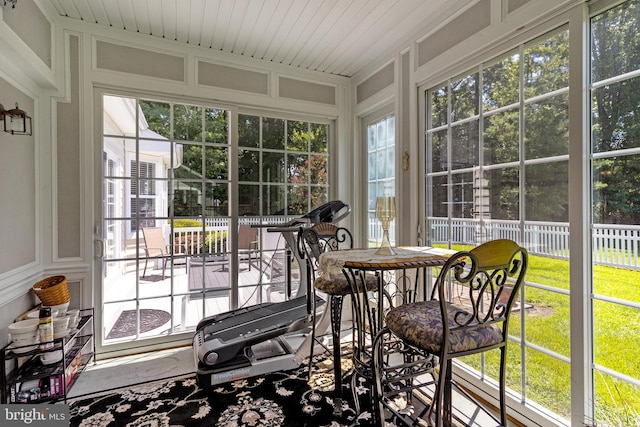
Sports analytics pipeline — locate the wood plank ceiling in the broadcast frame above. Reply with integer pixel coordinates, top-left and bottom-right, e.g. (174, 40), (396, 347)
(49, 0), (462, 77)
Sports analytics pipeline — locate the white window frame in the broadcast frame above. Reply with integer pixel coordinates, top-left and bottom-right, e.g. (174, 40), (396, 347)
(417, 4), (593, 426)
(362, 105), (396, 247)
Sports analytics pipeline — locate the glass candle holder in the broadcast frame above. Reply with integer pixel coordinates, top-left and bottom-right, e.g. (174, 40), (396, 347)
(375, 196), (396, 255)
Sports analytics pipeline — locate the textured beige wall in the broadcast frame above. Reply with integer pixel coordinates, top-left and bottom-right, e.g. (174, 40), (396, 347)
(356, 62), (394, 104)
(96, 41), (185, 82)
(0, 78), (36, 273)
(508, 0), (532, 14)
(417, 0), (492, 67)
(279, 77), (336, 105)
(2, 0), (51, 67)
(198, 61), (269, 95)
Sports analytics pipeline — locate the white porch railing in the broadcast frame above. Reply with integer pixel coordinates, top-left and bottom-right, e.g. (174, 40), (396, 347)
(171, 226), (227, 254)
(167, 216), (289, 255)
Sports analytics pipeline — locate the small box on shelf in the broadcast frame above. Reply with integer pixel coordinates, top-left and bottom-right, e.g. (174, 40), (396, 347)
(10, 375), (65, 403)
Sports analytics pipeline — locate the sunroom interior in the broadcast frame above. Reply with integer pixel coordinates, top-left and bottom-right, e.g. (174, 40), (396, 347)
(1, 0), (639, 426)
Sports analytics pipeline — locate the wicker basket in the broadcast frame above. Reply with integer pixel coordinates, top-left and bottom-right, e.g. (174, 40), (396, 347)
(32, 276), (70, 306)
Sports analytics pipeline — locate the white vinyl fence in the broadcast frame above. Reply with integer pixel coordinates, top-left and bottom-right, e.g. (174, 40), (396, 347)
(427, 218), (640, 270)
(167, 216), (640, 270)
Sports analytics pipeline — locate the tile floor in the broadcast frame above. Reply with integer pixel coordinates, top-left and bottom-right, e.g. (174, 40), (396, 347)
(69, 346), (195, 397)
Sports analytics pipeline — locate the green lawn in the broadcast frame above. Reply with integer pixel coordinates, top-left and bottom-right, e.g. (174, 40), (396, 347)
(436, 244), (640, 426)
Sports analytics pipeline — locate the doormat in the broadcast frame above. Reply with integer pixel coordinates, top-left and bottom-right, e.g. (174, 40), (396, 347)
(106, 309), (171, 339)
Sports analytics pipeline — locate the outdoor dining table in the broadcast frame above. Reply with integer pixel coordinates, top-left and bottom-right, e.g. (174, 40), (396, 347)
(317, 246), (454, 415)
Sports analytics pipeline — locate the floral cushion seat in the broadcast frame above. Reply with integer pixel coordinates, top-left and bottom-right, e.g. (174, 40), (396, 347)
(314, 274), (378, 296)
(385, 300), (503, 354)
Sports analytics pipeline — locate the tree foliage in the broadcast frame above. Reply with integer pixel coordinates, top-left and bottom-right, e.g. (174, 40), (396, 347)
(428, 16), (640, 225)
(138, 102), (328, 217)
(592, 0), (640, 224)
(429, 29), (570, 222)
(140, 100), (229, 216)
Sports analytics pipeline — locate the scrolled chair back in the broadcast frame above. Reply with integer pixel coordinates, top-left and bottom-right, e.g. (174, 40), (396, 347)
(434, 238), (528, 347)
(298, 223), (353, 279)
(373, 239), (528, 427)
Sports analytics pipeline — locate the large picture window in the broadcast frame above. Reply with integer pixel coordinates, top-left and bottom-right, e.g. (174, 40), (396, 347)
(423, 2), (640, 424)
(425, 28), (573, 423)
(590, 1), (640, 425)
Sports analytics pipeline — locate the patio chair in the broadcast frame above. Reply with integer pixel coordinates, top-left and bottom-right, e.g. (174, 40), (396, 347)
(141, 227), (186, 278)
(371, 239), (528, 427)
(238, 224), (259, 271)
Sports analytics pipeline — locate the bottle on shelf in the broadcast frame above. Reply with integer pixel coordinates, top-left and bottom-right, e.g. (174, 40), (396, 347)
(38, 307), (54, 350)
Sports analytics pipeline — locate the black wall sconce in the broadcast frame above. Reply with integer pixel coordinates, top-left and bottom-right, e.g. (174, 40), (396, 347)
(0, 103), (33, 136)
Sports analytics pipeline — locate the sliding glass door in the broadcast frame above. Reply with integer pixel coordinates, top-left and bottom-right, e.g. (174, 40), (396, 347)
(98, 93), (330, 354)
(100, 94), (232, 349)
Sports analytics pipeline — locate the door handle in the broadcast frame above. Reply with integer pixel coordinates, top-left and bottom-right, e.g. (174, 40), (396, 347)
(95, 239), (105, 259)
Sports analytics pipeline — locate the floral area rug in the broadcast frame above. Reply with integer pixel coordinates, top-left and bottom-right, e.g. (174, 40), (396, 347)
(68, 354), (381, 427)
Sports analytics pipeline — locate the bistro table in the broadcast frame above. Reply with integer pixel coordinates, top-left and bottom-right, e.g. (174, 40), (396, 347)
(317, 246), (454, 417)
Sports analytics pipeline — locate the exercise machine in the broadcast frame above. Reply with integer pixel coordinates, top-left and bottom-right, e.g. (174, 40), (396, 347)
(193, 201), (350, 386)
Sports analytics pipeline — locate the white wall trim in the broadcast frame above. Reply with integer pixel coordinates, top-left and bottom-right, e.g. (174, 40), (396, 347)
(0, 265), (41, 307)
